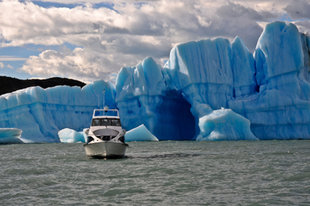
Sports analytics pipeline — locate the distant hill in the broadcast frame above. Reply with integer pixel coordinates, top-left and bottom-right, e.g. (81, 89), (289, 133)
(0, 76), (86, 96)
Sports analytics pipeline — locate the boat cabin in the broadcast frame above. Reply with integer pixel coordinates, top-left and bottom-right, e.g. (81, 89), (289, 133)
(91, 118), (121, 127)
(91, 108), (122, 127)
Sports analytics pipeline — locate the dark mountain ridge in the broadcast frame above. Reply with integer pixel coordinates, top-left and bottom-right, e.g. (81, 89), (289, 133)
(0, 76), (86, 96)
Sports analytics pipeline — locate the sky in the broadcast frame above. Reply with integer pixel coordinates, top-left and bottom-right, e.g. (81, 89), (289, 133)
(0, 0), (310, 83)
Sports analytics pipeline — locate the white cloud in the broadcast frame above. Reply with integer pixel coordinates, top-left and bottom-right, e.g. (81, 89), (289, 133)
(0, 0), (309, 82)
(7, 64), (14, 69)
(21, 47), (118, 83)
(285, 0), (310, 19)
(0, 56), (27, 61)
(0, 0), (119, 46)
(0, 62), (13, 70)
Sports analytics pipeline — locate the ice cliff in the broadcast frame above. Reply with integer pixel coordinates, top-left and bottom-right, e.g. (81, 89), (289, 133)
(1, 21), (310, 142)
(0, 81), (115, 142)
(229, 22), (310, 139)
(116, 21), (310, 140)
(116, 57), (196, 140)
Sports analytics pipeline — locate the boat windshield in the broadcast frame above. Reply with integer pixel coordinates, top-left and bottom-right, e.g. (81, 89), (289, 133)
(94, 110), (118, 117)
(91, 118), (121, 126)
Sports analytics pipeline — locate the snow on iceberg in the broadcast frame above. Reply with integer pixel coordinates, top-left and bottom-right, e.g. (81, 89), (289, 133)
(58, 128), (85, 143)
(196, 109), (257, 141)
(125, 124), (159, 142)
(0, 128), (23, 144)
(0, 80), (116, 143)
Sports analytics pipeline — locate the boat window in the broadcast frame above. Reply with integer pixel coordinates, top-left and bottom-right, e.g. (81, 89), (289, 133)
(111, 119), (121, 126)
(91, 119), (101, 126)
(101, 119), (109, 126)
(94, 110), (118, 117)
(92, 118), (121, 126)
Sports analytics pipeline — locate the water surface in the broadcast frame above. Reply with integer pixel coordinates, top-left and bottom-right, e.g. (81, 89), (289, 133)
(0, 141), (309, 205)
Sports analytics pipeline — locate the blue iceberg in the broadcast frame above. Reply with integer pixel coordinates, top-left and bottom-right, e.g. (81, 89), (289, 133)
(163, 37), (257, 140)
(125, 124), (159, 142)
(196, 108), (257, 141)
(0, 128), (23, 144)
(0, 21), (310, 142)
(116, 57), (196, 141)
(58, 128), (86, 143)
(229, 22), (310, 139)
(0, 80), (116, 143)
(117, 21), (310, 141)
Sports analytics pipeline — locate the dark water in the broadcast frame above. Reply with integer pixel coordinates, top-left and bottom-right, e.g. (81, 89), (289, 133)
(0, 141), (309, 205)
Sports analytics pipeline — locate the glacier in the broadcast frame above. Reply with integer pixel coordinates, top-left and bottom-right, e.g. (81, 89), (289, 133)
(0, 21), (310, 143)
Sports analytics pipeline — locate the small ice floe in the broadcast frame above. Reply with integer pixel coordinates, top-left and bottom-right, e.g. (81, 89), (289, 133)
(196, 108), (258, 141)
(125, 124), (159, 142)
(58, 128), (85, 143)
(0, 128), (23, 144)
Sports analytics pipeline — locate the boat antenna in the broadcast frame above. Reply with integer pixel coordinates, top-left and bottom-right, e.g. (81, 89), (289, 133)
(102, 88), (106, 109)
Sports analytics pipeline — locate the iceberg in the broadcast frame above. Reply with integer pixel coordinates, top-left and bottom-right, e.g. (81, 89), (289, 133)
(116, 21), (310, 140)
(116, 57), (196, 141)
(0, 80), (116, 143)
(163, 37), (257, 140)
(58, 128), (85, 143)
(125, 124), (159, 142)
(1, 21), (310, 142)
(0, 128), (23, 144)
(196, 109), (257, 141)
(229, 22), (310, 139)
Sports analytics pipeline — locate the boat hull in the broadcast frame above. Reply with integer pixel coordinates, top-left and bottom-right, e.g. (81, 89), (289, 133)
(84, 141), (127, 158)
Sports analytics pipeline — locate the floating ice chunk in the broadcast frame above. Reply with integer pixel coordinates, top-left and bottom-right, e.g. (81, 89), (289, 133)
(125, 124), (159, 142)
(0, 128), (23, 144)
(58, 128), (85, 143)
(196, 108), (257, 141)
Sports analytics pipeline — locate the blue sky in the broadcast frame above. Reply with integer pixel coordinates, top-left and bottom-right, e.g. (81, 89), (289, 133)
(0, 0), (310, 83)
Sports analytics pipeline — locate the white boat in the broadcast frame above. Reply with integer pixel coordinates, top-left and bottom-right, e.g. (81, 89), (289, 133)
(83, 107), (128, 158)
